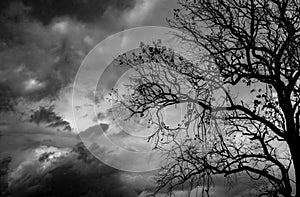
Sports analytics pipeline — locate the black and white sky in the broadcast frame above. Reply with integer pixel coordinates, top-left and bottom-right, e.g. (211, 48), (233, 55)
(0, 1), (262, 196)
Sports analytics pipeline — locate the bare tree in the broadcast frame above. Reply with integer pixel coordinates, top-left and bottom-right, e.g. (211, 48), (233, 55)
(112, 0), (300, 196)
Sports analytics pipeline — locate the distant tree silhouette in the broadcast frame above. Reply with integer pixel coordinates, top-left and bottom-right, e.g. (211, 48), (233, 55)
(113, 0), (300, 196)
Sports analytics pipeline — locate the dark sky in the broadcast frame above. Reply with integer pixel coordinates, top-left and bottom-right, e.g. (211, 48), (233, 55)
(0, 1), (178, 196)
(0, 0), (135, 23)
(0, 1), (260, 197)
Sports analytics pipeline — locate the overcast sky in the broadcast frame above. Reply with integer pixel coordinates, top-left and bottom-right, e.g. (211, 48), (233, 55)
(0, 1), (261, 196)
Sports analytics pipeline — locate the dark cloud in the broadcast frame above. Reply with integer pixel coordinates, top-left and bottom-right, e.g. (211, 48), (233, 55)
(0, 0), (177, 106)
(29, 105), (71, 131)
(0, 19), (82, 102)
(0, 123), (79, 158)
(0, 156), (11, 196)
(23, 0), (135, 25)
(0, 82), (16, 113)
(0, 0), (135, 24)
(0, 0), (136, 105)
(0, 1), (203, 196)
(7, 143), (149, 197)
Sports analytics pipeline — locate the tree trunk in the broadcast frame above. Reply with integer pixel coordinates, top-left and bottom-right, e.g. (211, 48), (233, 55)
(289, 137), (300, 197)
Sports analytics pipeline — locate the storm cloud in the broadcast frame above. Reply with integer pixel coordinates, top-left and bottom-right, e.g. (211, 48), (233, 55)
(0, 0), (137, 104)
(0, 1), (260, 196)
(7, 142), (155, 197)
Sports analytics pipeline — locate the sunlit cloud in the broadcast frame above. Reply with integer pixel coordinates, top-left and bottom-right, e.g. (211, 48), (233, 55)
(51, 20), (69, 34)
(124, 0), (159, 26)
(23, 78), (45, 92)
(0, 0), (184, 196)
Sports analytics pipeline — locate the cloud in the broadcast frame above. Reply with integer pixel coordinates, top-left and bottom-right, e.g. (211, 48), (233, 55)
(0, 82), (15, 113)
(0, 156), (11, 196)
(23, 0), (135, 25)
(7, 142), (155, 197)
(0, 1), (189, 196)
(0, 0), (137, 104)
(0, 0), (176, 122)
(29, 105), (72, 131)
(23, 79), (45, 92)
(4, 141), (264, 197)
(123, 0), (178, 27)
(79, 123), (109, 142)
(0, 19), (83, 101)
(0, 122), (79, 163)
(124, 0), (158, 26)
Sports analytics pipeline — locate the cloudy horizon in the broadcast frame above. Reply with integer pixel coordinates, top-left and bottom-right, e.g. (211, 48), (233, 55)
(0, 1), (274, 196)
(0, 1), (187, 196)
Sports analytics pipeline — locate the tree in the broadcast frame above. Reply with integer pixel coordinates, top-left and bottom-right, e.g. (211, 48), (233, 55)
(113, 0), (300, 196)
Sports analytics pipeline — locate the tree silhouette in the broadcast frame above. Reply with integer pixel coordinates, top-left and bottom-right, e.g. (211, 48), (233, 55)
(113, 0), (300, 196)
